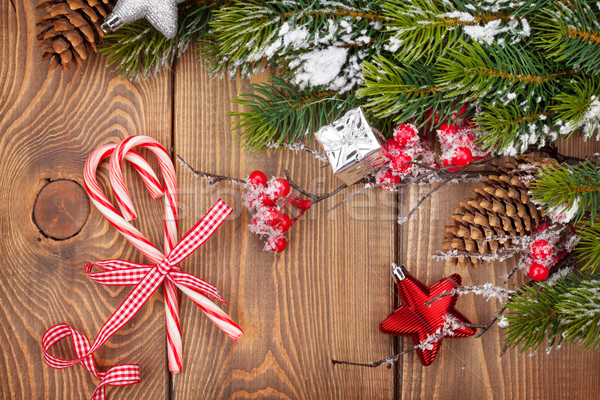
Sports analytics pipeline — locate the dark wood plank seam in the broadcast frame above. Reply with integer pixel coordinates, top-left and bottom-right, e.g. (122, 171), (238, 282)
(168, 53), (178, 400)
(394, 188), (402, 400)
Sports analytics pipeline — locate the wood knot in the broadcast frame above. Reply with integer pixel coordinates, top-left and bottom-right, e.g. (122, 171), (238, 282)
(32, 179), (90, 240)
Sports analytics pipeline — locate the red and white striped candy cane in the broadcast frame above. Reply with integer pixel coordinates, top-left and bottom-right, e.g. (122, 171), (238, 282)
(85, 141), (183, 371)
(88, 136), (242, 371)
(43, 137), (242, 399)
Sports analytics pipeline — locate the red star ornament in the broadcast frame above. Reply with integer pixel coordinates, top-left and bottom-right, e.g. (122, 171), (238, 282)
(380, 264), (476, 366)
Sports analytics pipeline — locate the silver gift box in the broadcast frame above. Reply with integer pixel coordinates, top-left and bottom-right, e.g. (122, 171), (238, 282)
(315, 108), (387, 185)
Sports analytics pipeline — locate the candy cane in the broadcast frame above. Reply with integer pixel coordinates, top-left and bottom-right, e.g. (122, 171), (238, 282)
(43, 137), (242, 399)
(88, 136), (243, 371)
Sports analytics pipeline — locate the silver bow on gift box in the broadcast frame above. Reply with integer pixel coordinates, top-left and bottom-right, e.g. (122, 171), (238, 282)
(315, 108), (387, 185)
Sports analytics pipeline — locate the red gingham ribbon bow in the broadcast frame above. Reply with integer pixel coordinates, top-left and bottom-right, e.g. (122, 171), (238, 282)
(42, 137), (242, 400)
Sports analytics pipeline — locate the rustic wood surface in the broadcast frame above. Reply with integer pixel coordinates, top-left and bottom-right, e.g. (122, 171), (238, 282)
(1, 2), (600, 399)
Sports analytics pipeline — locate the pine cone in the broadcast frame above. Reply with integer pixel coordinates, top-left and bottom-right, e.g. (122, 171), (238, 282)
(441, 156), (557, 267)
(36, 0), (113, 71)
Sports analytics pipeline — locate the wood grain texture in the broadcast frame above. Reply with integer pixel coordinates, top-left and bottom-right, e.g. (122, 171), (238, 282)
(172, 47), (396, 399)
(3, 1), (600, 399)
(0, 1), (172, 399)
(399, 140), (600, 400)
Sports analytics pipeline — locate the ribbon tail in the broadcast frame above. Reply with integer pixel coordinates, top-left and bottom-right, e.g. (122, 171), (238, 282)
(42, 324), (140, 400)
(165, 199), (233, 265)
(89, 268), (165, 354)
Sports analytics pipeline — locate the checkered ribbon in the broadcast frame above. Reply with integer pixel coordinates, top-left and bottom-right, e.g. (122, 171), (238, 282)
(41, 137), (243, 400)
(42, 324), (140, 400)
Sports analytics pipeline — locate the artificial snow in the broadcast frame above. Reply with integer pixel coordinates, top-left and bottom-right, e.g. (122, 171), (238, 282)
(579, 97), (600, 139)
(497, 316), (509, 328)
(439, 11), (475, 22)
(546, 197), (580, 224)
(462, 16), (531, 46)
(266, 141), (329, 162)
(279, 22), (309, 49)
(463, 20), (504, 45)
(294, 46), (349, 88)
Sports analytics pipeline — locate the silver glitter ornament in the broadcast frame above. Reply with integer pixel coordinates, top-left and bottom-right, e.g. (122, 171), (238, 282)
(315, 108), (387, 185)
(101, 0), (187, 39)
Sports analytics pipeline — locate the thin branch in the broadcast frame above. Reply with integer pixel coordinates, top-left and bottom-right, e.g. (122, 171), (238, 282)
(282, 169), (317, 200)
(177, 155), (246, 185)
(425, 284), (515, 306)
(473, 307), (507, 338)
(326, 183), (376, 213)
(265, 141), (328, 162)
(398, 177), (452, 224)
(332, 316), (471, 368)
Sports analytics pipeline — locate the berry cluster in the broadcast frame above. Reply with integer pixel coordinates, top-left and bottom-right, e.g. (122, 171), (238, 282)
(244, 171), (310, 253)
(375, 105), (489, 190)
(527, 239), (553, 281)
(376, 123), (437, 190)
(523, 222), (575, 281)
(437, 121), (489, 172)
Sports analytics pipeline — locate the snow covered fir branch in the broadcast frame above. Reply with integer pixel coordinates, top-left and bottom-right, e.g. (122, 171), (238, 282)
(96, 0), (600, 155)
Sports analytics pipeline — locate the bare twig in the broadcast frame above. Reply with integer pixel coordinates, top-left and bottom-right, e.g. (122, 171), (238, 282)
(265, 141), (328, 162)
(425, 284), (515, 306)
(398, 177), (451, 224)
(326, 183), (375, 213)
(177, 155), (246, 185)
(332, 316), (471, 368)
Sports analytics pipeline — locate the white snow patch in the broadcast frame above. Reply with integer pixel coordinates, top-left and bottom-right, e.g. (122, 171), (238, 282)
(439, 11), (475, 22)
(294, 46), (348, 87)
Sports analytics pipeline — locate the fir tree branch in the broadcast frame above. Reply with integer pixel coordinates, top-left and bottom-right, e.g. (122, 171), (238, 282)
(537, 0), (600, 76)
(550, 76), (600, 139)
(505, 272), (600, 353)
(358, 56), (464, 126)
(476, 103), (555, 155)
(381, 0), (533, 64)
(230, 76), (364, 152)
(100, 1), (220, 80)
(575, 222), (600, 272)
(205, 0), (386, 78)
(529, 160), (600, 223)
(437, 42), (560, 101)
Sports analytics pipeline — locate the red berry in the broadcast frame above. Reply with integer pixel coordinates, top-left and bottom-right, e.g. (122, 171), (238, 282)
(268, 236), (287, 253)
(457, 133), (475, 148)
(531, 240), (552, 261)
(425, 108), (441, 126)
(377, 168), (400, 190)
(258, 192), (276, 207)
(533, 222), (552, 234)
(391, 152), (413, 173)
(292, 199), (311, 211)
(248, 170), (268, 187)
(260, 207), (283, 226)
(461, 119), (474, 129)
(393, 124), (419, 147)
(439, 123), (458, 138)
(451, 147), (473, 167)
(453, 102), (468, 118)
(438, 123), (458, 146)
(383, 139), (402, 159)
(270, 178), (290, 198)
(528, 262), (549, 281)
(275, 214), (292, 233)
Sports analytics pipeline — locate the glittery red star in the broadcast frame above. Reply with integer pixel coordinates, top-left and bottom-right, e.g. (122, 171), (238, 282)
(380, 265), (476, 366)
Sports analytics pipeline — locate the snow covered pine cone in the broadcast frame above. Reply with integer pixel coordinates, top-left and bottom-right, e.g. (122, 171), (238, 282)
(36, 0), (114, 71)
(442, 156), (557, 267)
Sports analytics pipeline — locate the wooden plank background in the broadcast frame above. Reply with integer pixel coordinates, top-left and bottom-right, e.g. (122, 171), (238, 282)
(1, 2), (599, 399)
